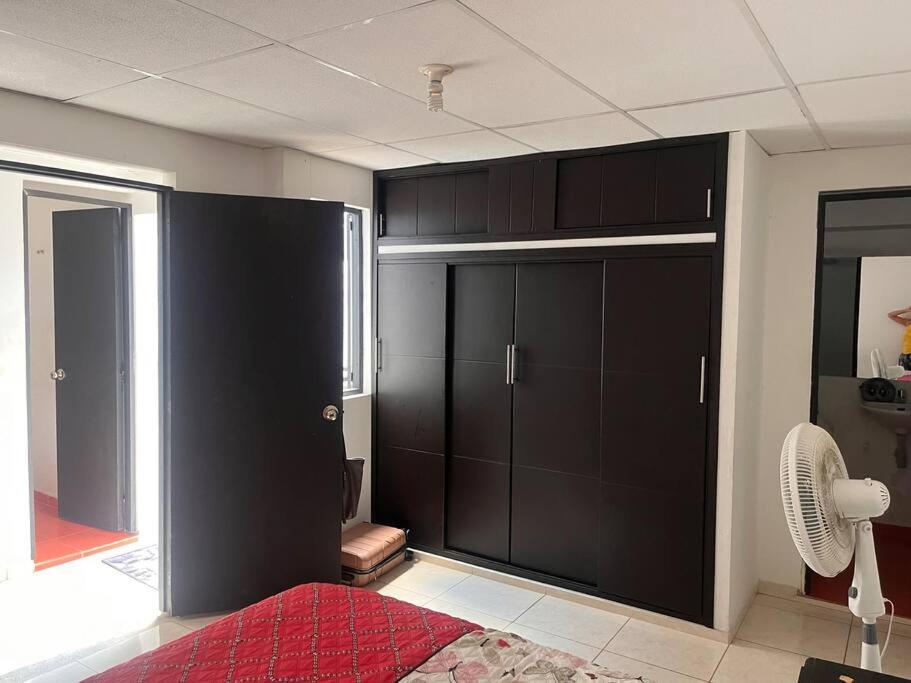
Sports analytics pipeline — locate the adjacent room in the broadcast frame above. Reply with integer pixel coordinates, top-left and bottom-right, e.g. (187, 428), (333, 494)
(2, 2), (911, 682)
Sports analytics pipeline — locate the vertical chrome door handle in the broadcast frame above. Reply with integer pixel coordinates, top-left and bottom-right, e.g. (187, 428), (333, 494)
(505, 344), (513, 385)
(699, 355), (706, 404)
(706, 188), (712, 219)
(510, 344), (518, 384)
(376, 338), (382, 371)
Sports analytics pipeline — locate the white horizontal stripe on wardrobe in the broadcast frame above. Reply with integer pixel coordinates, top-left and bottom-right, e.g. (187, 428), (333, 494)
(378, 232), (716, 255)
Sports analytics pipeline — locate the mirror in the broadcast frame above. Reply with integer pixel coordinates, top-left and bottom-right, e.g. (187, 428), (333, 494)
(810, 190), (911, 615)
(817, 194), (911, 380)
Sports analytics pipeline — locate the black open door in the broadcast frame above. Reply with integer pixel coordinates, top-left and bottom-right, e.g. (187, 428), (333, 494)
(53, 207), (127, 532)
(162, 192), (344, 616)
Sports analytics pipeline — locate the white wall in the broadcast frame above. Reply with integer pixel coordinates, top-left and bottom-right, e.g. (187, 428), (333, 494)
(132, 210), (160, 542)
(0, 91), (374, 579)
(757, 143), (911, 591)
(277, 148), (373, 210)
(0, 173), (30, 580)
(857, 256), (911, 372)
(0, 90), (263, 195)
(714, 132), (771, 632)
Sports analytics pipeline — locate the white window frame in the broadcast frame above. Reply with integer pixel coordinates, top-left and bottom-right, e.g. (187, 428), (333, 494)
(343, 207), (363, 394)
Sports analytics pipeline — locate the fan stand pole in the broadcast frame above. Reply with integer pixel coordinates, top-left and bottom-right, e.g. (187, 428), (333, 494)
(850, 520), (885, 672)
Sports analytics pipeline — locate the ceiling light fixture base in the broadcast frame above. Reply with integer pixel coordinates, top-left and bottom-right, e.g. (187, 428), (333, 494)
(419, 64), (453, 112)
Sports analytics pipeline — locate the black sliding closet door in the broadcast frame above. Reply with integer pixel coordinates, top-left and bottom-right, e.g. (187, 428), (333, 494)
(599, 256), (712, 618)
(447, 264), (515, 561)
(511, 262), (604, 585)
(375, 263), (447, 548)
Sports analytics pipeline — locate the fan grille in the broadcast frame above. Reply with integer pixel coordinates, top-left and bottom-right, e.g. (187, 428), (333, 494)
(780, 424), (854, 577)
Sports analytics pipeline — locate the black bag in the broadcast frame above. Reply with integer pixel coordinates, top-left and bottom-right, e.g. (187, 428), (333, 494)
(342, 456), (365, 522)
(860, 377), (897, 403)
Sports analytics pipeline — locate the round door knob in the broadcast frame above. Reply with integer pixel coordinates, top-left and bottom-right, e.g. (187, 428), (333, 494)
(51, 368), (66, 381)
(322, 405), (339, 421)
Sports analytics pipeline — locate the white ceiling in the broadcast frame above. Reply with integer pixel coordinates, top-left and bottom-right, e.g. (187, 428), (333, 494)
(1, 0), (910, 169)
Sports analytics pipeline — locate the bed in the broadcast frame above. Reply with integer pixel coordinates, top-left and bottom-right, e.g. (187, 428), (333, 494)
(86, 583), (643, 682)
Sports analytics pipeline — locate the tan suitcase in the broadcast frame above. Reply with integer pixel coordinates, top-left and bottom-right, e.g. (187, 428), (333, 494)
(341, 523), (410, 587)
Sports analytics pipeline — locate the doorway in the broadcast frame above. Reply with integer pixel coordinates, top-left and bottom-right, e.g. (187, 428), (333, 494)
(24, 182), (160, 574)
(0, 172), (164, 677)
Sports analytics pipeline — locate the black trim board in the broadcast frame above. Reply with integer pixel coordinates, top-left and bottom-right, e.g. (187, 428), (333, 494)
(0, 158), (172, 193)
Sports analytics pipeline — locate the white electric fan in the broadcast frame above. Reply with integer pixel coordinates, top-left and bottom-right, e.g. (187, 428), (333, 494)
(780, 423), (893, 671)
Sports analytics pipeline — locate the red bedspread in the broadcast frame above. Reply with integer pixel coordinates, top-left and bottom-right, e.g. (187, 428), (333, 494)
(87, 583), (479, 682)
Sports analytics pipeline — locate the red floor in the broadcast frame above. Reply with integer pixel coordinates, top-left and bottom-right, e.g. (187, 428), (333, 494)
(807, 521), (911, 618)
(34, 491), (137, 571)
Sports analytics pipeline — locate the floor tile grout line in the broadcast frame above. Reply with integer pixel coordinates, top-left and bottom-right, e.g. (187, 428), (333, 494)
(753, 598), (855, 626)
(431, 583), (543, 623)
(601, 616), (632, 651)
(841, 616), (854, 664)
(734, 634), (839, 662)
(381, 563), (742, 678)
(596, 645), (713, 682)
(507, 619), (621, 653)
(706, 642), (730, 682)
(600, 618), (726, 681)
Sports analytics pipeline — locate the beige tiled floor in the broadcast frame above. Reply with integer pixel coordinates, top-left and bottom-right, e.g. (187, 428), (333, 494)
(373, 559), (911, 682)
(0, 542), (162, 681)
(20, 556), (911, 682)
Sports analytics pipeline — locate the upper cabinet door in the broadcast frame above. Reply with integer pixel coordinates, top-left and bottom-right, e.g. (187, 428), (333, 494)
(509, 162), (535, 234)
(418, 175), (455, 236)
(379, 137), (720, 240)
(655, 144), (716, 224)
(601, 150), (657, 226)
(455, 171), (489, 235)
(555, 156), (602, 230)
(383, 178), (418, 237)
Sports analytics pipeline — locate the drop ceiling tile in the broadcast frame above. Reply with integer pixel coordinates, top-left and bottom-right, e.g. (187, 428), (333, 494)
(462, 0), (783, 109)
(0, 31), (142, 100)
(71, 77), (369, 152)
(0, 0), (270, 74)
(497, 113), (655, 151)
(800, 72), (911, 148)
(181, 0), (425, 41)
(746, 0), (911, 84)
(393, 130), (536, 163)
(171, 45), (476, 143)
(634, 89), (806, 138)
(320, 144), (432, 170)
(749, 126), (825, 155)
(293, 1), (609, 128)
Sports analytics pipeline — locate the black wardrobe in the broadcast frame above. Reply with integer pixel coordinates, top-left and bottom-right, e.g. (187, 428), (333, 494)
(372, 133), (725, 626)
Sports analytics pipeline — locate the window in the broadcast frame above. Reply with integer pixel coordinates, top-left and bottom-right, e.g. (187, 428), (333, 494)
(343, 208), (363, 394)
